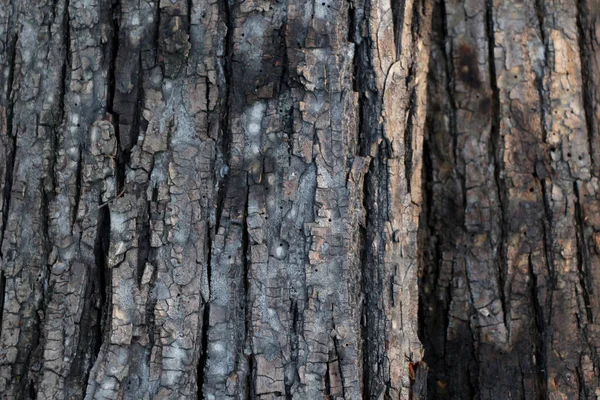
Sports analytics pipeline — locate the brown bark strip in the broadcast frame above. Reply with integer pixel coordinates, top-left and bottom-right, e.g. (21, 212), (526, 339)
(422, 0), (600, 397)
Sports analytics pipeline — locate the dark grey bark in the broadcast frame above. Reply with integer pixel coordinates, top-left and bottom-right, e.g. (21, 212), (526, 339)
(1, 0), (600, 399)
(0, 0), (431, 399)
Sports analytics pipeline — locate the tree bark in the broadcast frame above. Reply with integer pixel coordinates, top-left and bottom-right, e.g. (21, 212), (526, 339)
(421, 0), (600, 398)
(1, 0), (599, 399)
(0, 0), (432, 399)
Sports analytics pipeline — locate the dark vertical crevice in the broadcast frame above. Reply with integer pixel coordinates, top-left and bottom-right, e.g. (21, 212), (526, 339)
(214, 0), (233, 234)
(0, 31), (19, 257)
(438, 2), (458, 190)
(330, 319), (347, 400)
(353, 0), (385, 395)
(417, 133), (443, 394)
(152, 1), (161, 69)
(533, 0), (555, 345)
(485, 0), (509, 334)
(186, 0), (193, 37)
(360, 170), (370, 400)
(538, 178), (554, 393)
(404, 73), (415, 195)
(242, 179), (252, 399)
(390, 0), (406, 59)
(1, 0), (19, 263)
(528, 252), (547, 399)
(71, 147), (83, 230)
(107, 0), (124, 193)
(575, 363), (589, 399)
(573, 182), (593, 323)
(576, 0), (597, 175)
(84, 193), (110, 387)
(246, 354), (255, 400)
(197, 262), (209, 399)
(0, 271), (5, 338)
(198, 0), (234, 397)
(285, 300), (299, 399)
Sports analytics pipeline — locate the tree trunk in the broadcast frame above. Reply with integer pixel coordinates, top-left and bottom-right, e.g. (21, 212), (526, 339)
(0, 0), (599, 399)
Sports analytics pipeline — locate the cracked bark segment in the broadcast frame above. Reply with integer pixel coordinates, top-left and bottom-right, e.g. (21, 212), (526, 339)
(39, 0), (116, 397)
(85, 0), (221, 398)
(1, 0), (432, 397)
(0, 0), (17, 253)
(361, 0), (432, 398)
(537, 0), (597, 397)
(422, 0), (600, 397)
(420, 3), (477, 397)
(0, 0), (84, 398)
(577, 0), (600, 394)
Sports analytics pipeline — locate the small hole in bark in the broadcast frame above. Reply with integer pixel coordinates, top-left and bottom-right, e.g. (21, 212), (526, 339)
(241, 33), (245, 37)
(328, 218), (332, 222)
(523, 231), (527, 236)
(530, 187), (534, 192)
(550, 147), (556, 152)
(228, 255), (232, 259)
(567, 152), (572, 157)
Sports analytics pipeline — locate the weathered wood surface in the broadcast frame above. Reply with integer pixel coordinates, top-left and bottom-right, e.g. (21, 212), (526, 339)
(1, 0), (600, 399)
(0, 0), (431, 398)
(421, 0), (600, 398)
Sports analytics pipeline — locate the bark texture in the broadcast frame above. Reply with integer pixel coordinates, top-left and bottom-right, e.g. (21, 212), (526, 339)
(2, 0), (600, 399)
(421, 0), (600, 398)
(0, 0), (432, 399)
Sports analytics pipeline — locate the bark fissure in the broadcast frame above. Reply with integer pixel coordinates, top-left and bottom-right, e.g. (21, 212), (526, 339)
(0, 32), (18, 254)
(576, 0), (596, 175)
(573, 182), (593, 324)
(485, 0), (509, 336)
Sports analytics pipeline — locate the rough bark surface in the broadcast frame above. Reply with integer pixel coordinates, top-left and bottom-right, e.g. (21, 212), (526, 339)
(2, 0), (600, 399)
(421, 0), (600, 398)
(0, 0), (432, 399)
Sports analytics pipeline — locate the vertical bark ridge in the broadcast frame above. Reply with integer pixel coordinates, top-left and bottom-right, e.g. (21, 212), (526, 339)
(361, 0), (432, 398)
